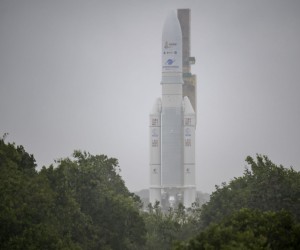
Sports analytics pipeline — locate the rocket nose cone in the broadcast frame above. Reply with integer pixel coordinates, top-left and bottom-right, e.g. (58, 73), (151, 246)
(162, 11), (182, 40)
(161, 10), (183, 84)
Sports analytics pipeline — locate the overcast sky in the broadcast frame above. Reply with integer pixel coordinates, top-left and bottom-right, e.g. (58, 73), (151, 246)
(1, 0), (300, 193)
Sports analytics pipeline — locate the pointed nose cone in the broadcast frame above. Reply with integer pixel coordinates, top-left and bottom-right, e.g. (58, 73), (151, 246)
(151, 98), (162, 114)
(183, 96), (195, 115)
(162, 11), (182, 44)
(161, 11), (183, 84)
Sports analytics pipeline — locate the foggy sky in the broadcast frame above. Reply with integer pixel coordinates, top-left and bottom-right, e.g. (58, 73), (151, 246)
(1, 0), (300, 193)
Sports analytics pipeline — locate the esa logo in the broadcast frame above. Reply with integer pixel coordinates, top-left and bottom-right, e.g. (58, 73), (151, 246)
(165, 58), (175, 65)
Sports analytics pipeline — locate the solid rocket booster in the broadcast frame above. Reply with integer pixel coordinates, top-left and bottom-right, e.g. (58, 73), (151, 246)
(183, 96), (196, 206)
(149, 98), (162, 203)
(150, 11), (196, 208)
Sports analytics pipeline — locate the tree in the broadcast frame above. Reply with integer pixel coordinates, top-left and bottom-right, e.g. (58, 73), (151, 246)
(0, 139), (78, 249)
(175, 208), (300, 250)
(0, 139), (146, 249)
(200, 155), (300, 228)
(0, 138), (36, 176)
(41, 150), (146, 250)
(142, 202), (202, 250)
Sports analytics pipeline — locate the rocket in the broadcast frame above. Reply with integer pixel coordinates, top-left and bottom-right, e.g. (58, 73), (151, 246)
(149, 11), (196, 208)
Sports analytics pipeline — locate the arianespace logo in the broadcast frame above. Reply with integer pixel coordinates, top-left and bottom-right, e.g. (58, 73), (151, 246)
(165, 58), (176, 65)
(164, 41), (177, 49)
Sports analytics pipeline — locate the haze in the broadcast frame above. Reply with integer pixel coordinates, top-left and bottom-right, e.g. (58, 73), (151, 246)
(1, 0), (299, 194)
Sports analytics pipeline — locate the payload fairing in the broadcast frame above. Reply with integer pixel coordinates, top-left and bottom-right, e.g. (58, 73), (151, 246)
(149, 10), (196, 208)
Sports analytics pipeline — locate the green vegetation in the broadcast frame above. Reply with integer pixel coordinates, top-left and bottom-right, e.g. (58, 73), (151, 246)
(0, 139), (145, 250)
(199, 155), (300, 228)
(175, 155), (300, 249)
(142, 202), (201, 250)
(1, 138), (300, 249)
(175, 209), (300, 250)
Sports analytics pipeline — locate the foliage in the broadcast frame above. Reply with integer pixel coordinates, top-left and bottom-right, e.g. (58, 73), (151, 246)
(46, 150), (147, 249)
(200, 155), (300, 228)
(174, 208), (300, 250)
(0, 139), (77, 249)
(0, 139), (146, 249)
(142, 202), (202, 250)
(2, 138), (300, 250)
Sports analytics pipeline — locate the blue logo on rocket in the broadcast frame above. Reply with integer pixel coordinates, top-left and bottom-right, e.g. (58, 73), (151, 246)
(165, 58), (175, 65)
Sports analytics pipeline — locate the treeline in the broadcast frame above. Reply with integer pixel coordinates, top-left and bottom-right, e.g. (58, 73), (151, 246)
(0, 139), (145, 249)
(1, 138), (300, 249)
(175, 155), (300, 249)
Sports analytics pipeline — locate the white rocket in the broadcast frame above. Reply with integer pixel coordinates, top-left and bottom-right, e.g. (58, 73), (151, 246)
(149, 11), (196, 208)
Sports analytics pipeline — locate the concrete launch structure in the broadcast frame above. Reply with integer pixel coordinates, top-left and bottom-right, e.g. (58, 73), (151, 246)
(149, 9), (197, 208)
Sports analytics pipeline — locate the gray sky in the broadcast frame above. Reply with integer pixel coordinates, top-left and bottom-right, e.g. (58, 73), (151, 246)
(1, 0), (300, 193)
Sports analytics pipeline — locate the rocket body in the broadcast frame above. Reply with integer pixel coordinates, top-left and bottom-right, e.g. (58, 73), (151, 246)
(150, 11), (196, 208)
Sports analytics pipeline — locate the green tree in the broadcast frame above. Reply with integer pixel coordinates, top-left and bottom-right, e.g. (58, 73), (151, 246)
(143, 202), (202, 250)
(41, 150), (146, 250)
(175, 209), (300, 250)
(200, 155), (300, 228)
(0, 138), (36, 176)
(0, 139), (146, 249)
(0, 139), (78, 249)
